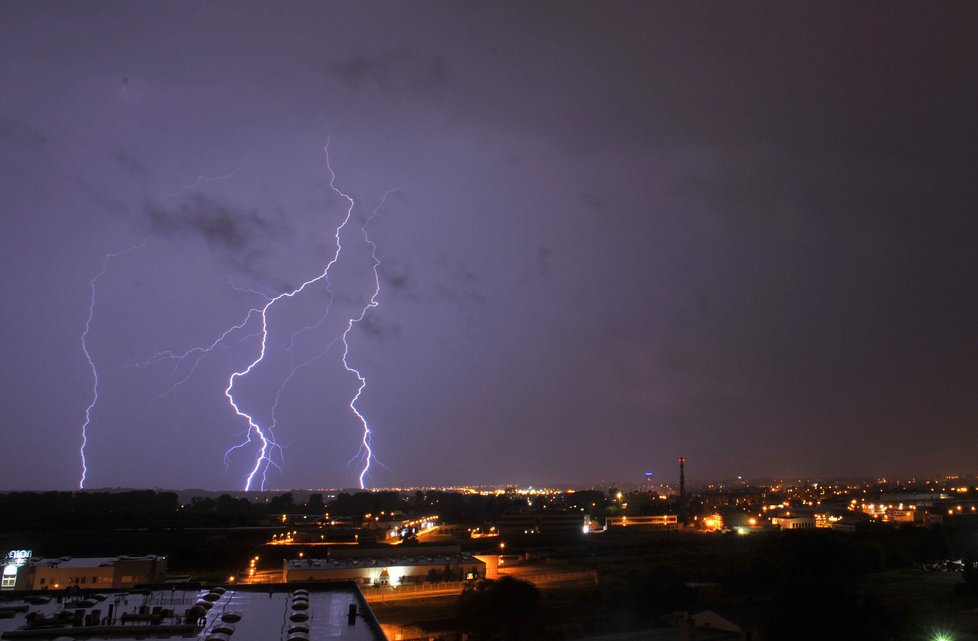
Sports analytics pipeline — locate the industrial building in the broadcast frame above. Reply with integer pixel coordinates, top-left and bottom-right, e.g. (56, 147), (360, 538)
(284, 554), (487, 586)
(2, 552), (167, 591)
(604, 515), (679, 530)
(771, 515), (816, 530)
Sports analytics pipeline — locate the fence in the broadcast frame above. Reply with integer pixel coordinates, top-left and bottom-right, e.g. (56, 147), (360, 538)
(517, 570), (598, 585)
(362, 580), (467, 597)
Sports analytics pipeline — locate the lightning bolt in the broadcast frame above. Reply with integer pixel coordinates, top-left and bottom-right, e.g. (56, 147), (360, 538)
(342, 189), (398, 489)
(128, 144), (350, 489)
(123, 143), (392, 490)
(258, 336), (340, 490)
(222, 142), (357, 490)
(133, 307), (263, 399)
(160, 152), (252, 199)
(79, 243), (145, 489)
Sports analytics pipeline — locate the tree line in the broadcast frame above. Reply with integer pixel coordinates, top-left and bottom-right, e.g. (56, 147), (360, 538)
(0, 489), (620, 531)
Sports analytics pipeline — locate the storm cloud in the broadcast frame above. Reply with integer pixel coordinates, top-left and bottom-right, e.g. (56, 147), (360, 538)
(1, 2), (976, 490)
(144, 195), (290, 276)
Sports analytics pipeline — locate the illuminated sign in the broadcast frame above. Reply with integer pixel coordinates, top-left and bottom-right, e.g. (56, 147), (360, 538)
(5, 550), (31, 567)
(2, 550), (30, 591)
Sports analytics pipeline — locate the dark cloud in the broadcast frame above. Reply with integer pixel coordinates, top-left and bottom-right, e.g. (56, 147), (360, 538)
(145, 195), (290, 275)
(2, 2), (977, 489)
(380, 261), (415, 297)
(355, 314), (401, 341)
(328, 50), (452, 93)
(380, 256), (486, 309)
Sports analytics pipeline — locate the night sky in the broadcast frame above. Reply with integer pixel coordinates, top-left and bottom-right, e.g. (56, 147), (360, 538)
(2, 2), (977, 491)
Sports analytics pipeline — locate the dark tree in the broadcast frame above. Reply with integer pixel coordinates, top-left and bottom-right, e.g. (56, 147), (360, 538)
(269, 492), (294, 514)
(307, 493), (325, 513)
(458, 577), (541, 639)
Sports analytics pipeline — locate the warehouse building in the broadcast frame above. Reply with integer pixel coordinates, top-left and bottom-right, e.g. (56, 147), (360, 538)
(1, 552), (168, 591)
(285, 554), (486, 587)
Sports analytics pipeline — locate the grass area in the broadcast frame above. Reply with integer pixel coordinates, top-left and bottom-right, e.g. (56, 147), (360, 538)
(867, 568), (970, 609)
(370, 595), (459, 626)
(865, 568), (978, 635)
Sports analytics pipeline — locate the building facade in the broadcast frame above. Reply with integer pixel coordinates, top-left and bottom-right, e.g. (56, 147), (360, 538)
(285, 554), (486, 587)
(604, 515), (679, 530)
(3, 555), (169, 591)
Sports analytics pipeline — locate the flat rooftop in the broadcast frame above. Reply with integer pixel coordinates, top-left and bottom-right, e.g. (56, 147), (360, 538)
(0, 584), (384, 641)
(31, 556), (164, 569)
(287, 553), (484, 571)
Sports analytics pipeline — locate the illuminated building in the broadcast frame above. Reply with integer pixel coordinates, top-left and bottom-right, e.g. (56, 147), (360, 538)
(1, 550), (32, 591)
(29, 555), (167, 590)
(771, 515), (815, 530)
(698, 488), (768, 512)
(604, 515), (679, 530)
(885, 508), (917, 523)
(284, 554), (486, 586)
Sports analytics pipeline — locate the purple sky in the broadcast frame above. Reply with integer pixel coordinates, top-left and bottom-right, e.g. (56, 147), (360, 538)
(1, 2), (977, 491)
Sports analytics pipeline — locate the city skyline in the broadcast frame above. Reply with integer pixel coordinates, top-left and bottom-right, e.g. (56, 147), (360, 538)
(1, 2), (976, 490)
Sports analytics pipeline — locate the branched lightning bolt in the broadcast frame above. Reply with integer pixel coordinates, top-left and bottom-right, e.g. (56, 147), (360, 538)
(124, 144), (393, 490)
(135, 308), (263, 399)
(79, 242), (145, 489)
(222, 143), (357, 490)
(259, 336), (340, 489)
(160, 152), (252, 199)
(250, 266), (345, 489)
(341, 189), (398, 489)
